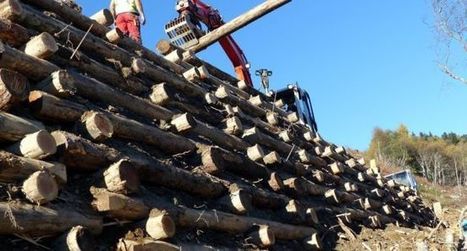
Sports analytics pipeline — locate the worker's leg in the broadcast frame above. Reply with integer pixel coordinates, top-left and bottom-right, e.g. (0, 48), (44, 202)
(126, 14), (142, 44)
(115, 13), (129, 35)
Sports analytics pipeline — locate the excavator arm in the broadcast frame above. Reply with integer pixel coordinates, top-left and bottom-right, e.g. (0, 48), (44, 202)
(174, 0), (253, 87)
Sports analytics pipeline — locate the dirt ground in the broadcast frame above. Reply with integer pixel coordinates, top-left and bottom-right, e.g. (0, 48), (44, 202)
(335, 184), (467, 251)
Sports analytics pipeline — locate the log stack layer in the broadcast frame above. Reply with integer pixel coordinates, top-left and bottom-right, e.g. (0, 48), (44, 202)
(0, 0), (436, 250)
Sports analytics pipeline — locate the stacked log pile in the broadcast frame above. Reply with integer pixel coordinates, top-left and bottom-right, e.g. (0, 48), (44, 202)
(0, 0), (436, 250)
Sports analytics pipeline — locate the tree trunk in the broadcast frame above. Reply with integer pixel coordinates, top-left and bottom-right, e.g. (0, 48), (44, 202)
(90, 9), (113, 27)
(145, 209), (176, 240)
(0, 68), (29, 111)
(79, 111), (114, 142)
(22, 32), (58, 59)
(0, 201), (102, 236)
(28, 90), (85, 122)
(0, 111), (44, 141)
(34, 70), (77, 98)
(0, 150), (66, 184)
(0, 18), (30, 47)
(90, 187), (149, 221)
(53, 226), (96, 251)
(103, 159), (140, 194)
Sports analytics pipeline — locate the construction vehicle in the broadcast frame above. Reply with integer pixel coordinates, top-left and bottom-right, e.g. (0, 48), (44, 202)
(384, 169), (418, 192)
(165, 0), (318, 132)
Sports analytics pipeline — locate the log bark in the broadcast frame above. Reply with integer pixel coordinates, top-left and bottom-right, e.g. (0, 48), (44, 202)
(79, 111), (114, 142)
(171, 113), (249, 152)
(23, 32), (58, 59)
(0, 150), (67, 184)
(6, 129), (56, 159)
(105, 112), (196, 154)
(53, 226), (96, 251)
(0, 18), (30, 47)
(146, 209), (176, 240)
(0, 111), (44, 141)
(0, 68), (29, 111)
(52, 130), (123, 171)
(22, 170), (59, 204)
(215, 85), (265, 117)
(229, 183), (289, 210)
(242, 127), (292, 155)
(90, 187), (149, 221)
(190, 0), (291, 52)
(69, 71), (173, 121)
(28, 90), (86, 122)
(34, 70), (77, 98)
(200, 145), (270, 179)
(0, 202), (102, 236)
(104, 159), (140, 194)
(0, 40), (59, 81)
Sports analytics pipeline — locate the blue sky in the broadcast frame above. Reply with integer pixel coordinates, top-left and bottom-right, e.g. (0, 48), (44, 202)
(79, 0), (467, 150)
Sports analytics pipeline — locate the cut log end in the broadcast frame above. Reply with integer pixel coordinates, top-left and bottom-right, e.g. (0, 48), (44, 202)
(263, 151), (281, 165)
(224, 116), (243, 135)
(106, 28), (124, 44)
(268, 172), (284, 192)
(131, 58), (147, 74)
(54, 225), (96, 251)
(7, 129), (57, 159)
(247, 144), (265, 162)
(81, 111), (114, 141)
(36, 70), (76, 98)
(248, 225), (275, 248)
(24, 32), (58, 59)
(0, 68), (29, 111)
(146, 209), (176, 240)
(23, 170), (59, 205)
(303, 233), (322, 250)
(104, 159), (140, 194)
(90, 9), (114, 26)
(221, 189), (253, 214)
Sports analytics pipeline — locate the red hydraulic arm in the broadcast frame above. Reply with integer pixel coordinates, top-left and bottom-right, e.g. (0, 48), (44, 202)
(176, 0), (254, 87)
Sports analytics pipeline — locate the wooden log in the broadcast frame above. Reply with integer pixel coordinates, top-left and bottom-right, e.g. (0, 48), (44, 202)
(345, 158), (368, 172)
(28, 90), (86, 122)
(0, 111), (44, 141)
(23, 32), (58, 59)
(0, 40), (59, 80)
(137, 156), (227, 199)
(0, 18), (30, 47)
(0, 201), (102, 236)
(104, 112), (196, 154)
(215, 85), (266, 117)
(69, 71), (173, 122)
(298, 149), (327, 167)
(229, 183), (289, 209)
(51, 44), (148, 95)
(146, 209), (176, 240)
(0, 150), (66, 184)
(104, 159), (140, 194)
(105, 28), (123, 44)
(219, 189), (253, 215)
(34, 70), (76, 98)
(263, 151), (281, 165)
(158, 205), (317, 240)
(247, 144), (265, 162)
(0, 68), (29, 111)
(22, 170), (58, 204)
(200, 146), (269, 179)
(224, 116), (243, 135)
(306, 208), (319, 225)
(283, 178), (306, 195)
(117, 239), (179, 251)
(150, 83), (223, 126)
(284, 200), (306, 222)
(79, 111), (113, 142)
(52, 130), (123, 171)
(268, 172), (284, 192)
(171, 113), (249, 152)
(247, 225), (275, 248)
(6, 129), (56, 159)
(303, 233), (323, 250)
(243, 127), (292, 155)
(90, 9), (113, 26)
(90, 187), (149, 220)
(53, 226), (96, 251)
(190, 0), (291, 52)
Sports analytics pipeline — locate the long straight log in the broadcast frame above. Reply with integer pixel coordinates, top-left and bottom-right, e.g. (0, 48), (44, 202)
(28, 90), (85, 122)
(171, 113), (250, 152)
(0, 111), (44, 141)
(0, 40), (59, 80)
(242, 127), (292, 155)
(190, 0), (292, 52)
(0, 202), (102, 236)
(0, 150), (66, 183)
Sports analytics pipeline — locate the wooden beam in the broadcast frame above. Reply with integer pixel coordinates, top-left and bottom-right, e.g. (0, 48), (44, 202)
(190, 0), (292, 52)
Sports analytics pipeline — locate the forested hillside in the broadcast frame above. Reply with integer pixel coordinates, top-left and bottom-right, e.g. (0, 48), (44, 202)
(366, 125), (467, 186)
